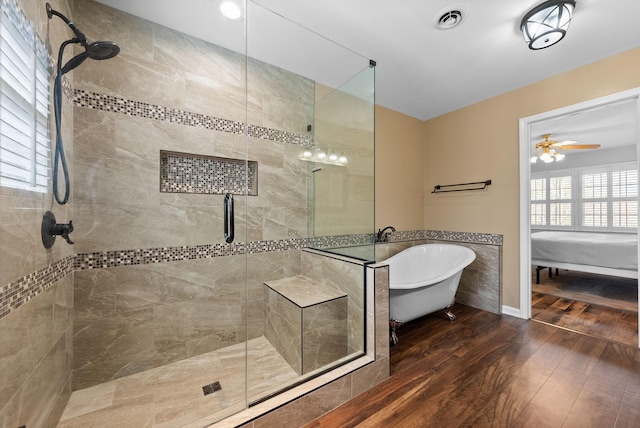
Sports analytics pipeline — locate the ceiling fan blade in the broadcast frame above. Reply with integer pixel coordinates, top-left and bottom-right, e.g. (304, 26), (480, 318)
(557, 144), (601, 149)
(552, 140), (578, 147)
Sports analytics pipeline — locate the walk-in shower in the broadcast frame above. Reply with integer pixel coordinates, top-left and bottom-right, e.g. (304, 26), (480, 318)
(27, 0), (374, 426)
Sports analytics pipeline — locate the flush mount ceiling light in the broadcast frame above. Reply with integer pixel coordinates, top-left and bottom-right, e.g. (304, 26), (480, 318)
(521, 0), (575, 50)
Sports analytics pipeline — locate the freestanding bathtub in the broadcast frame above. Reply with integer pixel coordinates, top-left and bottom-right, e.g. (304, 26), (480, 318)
(384, 243), (476, 324)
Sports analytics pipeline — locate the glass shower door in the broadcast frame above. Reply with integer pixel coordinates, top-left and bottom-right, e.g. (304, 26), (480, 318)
(66, 1), (250, 426)
(245, 0), (375, 403)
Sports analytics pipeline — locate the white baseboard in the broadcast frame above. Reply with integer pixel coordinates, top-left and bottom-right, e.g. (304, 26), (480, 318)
(501, 305), (526, 319)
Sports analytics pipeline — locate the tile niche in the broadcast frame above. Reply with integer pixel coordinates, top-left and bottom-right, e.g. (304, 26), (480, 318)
(160, 150), (258, 195)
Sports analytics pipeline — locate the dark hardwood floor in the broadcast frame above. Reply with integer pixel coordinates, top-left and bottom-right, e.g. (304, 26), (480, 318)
(532, 269), (638, 348)
(305, 305), (640, 427)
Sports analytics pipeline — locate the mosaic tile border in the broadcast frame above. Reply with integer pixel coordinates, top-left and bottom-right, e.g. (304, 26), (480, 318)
(0, 256), (74, 319)
(72, 89), (313, 147)
(0, 230), (502, 321)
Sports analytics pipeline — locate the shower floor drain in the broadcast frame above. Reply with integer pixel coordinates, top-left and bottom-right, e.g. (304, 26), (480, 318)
(202, 381), (222, 396)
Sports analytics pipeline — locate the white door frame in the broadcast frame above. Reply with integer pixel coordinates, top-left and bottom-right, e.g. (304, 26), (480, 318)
(518, 88), (640, 331)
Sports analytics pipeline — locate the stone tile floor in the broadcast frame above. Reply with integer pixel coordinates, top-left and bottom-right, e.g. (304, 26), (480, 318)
(58, 336), (298, 427)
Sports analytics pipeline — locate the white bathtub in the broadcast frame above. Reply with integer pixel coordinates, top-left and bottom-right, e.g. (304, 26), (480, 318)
(384, 243), (476, 323)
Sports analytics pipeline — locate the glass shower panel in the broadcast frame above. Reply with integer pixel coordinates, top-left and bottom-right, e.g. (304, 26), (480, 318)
(311, 67), (376, 259)
(245, 1), (373, 402)
(68, 1), (249, 425)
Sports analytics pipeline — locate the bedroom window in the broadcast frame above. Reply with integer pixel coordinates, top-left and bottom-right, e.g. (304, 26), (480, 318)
(611, 168), (638, 228)
(530, 175), (572, 228)
(530, 178), (546, 225)
(549, 176), (571, 226)
(0, 9), (49, 194)
(581, 171), (607, 227)
(532, 163), (638, 232)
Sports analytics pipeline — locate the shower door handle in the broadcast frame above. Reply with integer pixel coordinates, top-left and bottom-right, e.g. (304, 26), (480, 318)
(224, 193), (234, 243)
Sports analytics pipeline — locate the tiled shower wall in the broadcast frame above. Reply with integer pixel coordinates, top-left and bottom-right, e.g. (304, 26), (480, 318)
(0, 0), (75, 426)
(69, 0), (315, 389)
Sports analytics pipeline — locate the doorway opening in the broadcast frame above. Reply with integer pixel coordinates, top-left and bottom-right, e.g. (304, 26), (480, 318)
(519, 89), (640, 348)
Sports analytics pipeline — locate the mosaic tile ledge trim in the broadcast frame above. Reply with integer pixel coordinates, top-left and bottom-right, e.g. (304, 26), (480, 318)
(0, 230), (502, 321)
(391, 229), (503, 246)
(72, 89), (313, 147)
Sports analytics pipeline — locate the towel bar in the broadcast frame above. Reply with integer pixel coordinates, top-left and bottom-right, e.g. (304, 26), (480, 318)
(432, 179), (492, 193)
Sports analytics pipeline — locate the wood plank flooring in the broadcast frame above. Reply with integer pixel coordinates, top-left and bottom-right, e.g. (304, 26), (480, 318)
(532, 292), (638, 347)
(304, 305), (640, 428)
(532, 269), (638, 348)
(533, 268), (638, 313)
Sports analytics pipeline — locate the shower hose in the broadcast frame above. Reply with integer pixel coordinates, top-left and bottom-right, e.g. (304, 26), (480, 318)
(52, 39), (74, 205)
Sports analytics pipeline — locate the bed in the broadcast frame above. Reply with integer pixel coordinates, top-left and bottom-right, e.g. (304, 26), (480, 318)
(531, 231), (638, 283)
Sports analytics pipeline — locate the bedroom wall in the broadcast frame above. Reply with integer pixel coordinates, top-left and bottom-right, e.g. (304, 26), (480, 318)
(423, 47), (640, 310)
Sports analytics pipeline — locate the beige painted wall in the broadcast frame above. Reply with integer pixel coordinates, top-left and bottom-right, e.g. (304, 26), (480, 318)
(375, 105), (425, 230)
(423, 47), (640, 309)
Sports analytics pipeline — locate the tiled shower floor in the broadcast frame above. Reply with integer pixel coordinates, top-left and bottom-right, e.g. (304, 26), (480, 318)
(57, 336), (298, 427)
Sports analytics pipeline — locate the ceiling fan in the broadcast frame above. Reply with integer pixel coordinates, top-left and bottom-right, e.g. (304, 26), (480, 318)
(531, 134), (601, 163)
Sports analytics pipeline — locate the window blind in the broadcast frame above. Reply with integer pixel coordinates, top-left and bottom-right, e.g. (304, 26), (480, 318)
(532, 163), (638, 232)
(612, 169), (638, 228)
(0, 9), (49, 193)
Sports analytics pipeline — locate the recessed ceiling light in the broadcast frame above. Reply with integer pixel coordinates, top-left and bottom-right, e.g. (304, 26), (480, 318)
(220, 1), (242, 20)
(433, 5), (468, 30)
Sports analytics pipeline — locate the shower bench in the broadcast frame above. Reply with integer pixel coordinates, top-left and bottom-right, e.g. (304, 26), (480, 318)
(264, 276), (349, 375)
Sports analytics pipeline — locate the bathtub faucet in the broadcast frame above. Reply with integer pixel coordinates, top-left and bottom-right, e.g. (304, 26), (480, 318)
(376, 226), (396, 242)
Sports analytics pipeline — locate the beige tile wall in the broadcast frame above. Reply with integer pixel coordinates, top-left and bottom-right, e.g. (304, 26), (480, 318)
(302, 251), (367, 355)
(0, 275), (73, 427)
(0, 0), (76, 425)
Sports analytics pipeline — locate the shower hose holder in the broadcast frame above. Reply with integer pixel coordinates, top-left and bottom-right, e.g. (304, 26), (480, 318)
(41, 210), (74, 248)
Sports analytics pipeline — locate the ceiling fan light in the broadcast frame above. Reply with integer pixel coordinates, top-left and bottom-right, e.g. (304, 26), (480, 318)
(521, 0), (575, 50)
(554, 152), (565, 161)
(539, 152), (552, 162)
(530, 155), (538, 163)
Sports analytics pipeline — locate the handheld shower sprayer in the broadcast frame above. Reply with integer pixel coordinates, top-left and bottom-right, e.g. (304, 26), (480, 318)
(46, 3), (120, 74)
(46, 3), (120, 205)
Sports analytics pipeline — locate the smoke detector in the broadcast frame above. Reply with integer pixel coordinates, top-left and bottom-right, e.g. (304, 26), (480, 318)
(434, 5), (468, 30)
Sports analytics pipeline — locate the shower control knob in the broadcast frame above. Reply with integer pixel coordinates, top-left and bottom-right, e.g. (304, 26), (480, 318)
(41, 211), (74, 248)
(53, 220), (74, 245)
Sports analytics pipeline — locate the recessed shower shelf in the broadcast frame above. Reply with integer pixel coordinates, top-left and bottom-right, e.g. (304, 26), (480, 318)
(160, 150), (258, 195)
